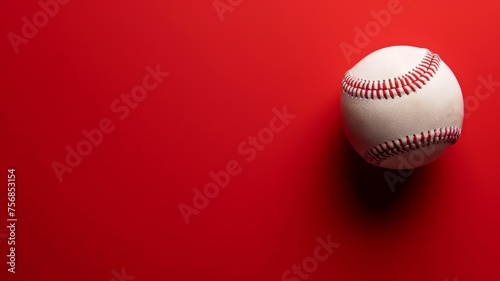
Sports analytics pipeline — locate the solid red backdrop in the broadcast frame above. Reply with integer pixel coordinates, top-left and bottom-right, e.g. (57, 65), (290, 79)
(0, 0), (499, 280)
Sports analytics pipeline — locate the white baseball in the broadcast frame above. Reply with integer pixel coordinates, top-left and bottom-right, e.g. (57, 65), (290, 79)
(341, 45), (464, 169)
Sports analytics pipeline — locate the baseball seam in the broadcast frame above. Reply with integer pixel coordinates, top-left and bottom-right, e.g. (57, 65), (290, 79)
(342, 51), (441, 99)
(363, 126), (461, 166)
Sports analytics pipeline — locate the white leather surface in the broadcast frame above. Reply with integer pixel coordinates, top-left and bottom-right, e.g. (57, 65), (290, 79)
(341, 45), (464, 169)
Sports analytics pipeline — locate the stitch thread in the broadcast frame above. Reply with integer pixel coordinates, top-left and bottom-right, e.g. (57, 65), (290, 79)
(342, 51), (441, 99)
(363, 126), (461, 165)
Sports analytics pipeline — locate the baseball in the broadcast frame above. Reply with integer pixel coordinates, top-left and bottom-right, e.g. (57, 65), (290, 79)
(341, 45), (464, 169)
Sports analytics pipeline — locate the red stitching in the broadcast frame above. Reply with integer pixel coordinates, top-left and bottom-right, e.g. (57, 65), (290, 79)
(342, 51), (441, 99)
(363, 126), (461, 166)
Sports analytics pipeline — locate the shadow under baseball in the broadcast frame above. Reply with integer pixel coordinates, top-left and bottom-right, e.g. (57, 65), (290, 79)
(335, 130), (433, 220)
(313, 95), (436, 226)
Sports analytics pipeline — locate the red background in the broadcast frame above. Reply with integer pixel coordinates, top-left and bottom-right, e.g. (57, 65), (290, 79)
(1, 0), (499, 280)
